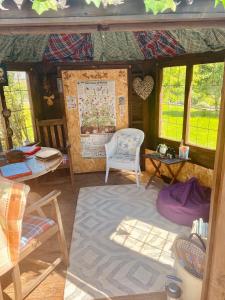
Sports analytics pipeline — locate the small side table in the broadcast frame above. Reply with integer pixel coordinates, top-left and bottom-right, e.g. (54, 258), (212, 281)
(144, 152), (189, 189)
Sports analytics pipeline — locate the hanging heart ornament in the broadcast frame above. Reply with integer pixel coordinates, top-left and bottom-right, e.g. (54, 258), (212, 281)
(132, 75), (154, 100)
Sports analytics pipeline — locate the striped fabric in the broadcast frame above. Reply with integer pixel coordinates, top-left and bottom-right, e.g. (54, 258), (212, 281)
(44, 34), (93, 62)
(0, 176), (30, 275)
(21, 215), (55, 249)
(134, 31), (185, 59)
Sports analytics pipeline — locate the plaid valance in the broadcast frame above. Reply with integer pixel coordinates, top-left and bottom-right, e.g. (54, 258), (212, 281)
(0, 35), (49, 62)
(0, 29), (225, 63)
(92, 31), (144, 61)
(170, 29), (225, 53)
(44, 34), (93, 62)
(134, 31), (185, 59)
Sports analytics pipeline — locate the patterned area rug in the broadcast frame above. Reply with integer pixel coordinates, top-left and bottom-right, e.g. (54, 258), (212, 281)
(64, 184), (190, 300)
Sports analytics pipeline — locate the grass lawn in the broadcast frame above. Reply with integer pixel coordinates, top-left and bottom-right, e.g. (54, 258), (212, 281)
(161, 104), (219, 149)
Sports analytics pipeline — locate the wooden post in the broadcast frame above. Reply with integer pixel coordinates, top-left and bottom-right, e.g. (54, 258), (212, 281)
(0, 86), (13, 149)
(201, 63), (225, 300)
(183, 65), (193, 143)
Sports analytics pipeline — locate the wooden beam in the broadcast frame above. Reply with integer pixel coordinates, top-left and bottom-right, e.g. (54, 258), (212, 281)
(0, 14), (225, 34)
(183, 65), (193, 143)
(201, 63), (225, 300)
(0, 87), (13, 149)
(155, 65), (163, 139)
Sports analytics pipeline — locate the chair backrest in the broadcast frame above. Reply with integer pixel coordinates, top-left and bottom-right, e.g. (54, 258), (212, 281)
(0, 177), (30, 276)
(111, 128), (145, 155)
(36, 118), (67, 150)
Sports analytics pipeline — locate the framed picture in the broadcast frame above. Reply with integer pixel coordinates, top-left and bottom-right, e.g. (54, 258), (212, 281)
(0, 64), (8, 86)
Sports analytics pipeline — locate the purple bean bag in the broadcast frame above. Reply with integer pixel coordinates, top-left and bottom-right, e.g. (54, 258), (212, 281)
(156, 177), (211, 227)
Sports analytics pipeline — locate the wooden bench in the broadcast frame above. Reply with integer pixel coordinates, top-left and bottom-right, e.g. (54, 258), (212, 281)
(35, 118), (75, 190)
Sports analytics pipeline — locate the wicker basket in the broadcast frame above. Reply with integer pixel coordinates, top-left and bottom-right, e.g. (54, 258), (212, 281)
(173, 233), (206, 300)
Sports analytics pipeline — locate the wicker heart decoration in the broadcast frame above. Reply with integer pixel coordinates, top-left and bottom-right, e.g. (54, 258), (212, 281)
(133, 75), (154, 100)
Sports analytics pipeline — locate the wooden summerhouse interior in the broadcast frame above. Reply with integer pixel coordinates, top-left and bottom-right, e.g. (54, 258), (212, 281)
(1, 1), (225, 300)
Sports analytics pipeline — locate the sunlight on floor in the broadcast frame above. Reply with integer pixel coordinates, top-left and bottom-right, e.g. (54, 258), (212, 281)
(110, 218), (178, 267)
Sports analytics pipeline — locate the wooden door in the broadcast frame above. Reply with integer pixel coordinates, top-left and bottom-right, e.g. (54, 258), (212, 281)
(61, 68), (129, 173)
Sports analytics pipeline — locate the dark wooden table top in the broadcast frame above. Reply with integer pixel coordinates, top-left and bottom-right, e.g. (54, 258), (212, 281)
(143, 152), (190, 165)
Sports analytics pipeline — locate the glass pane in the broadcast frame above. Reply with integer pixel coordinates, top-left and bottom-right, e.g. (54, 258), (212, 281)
(188, 62), (224, 149)
(160, 66), (186, 141)
(3, 71), (35, 147)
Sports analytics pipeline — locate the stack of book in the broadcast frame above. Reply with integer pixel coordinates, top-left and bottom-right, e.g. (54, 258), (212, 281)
(18, 145), (41, 156)
(0, 162), (32, 179)
(192, 218), (208, 239)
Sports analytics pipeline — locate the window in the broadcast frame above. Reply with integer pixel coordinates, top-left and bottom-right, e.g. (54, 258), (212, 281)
(159, 62), (224, 150)
(160, 66), (186, 141)
(3, 71), (35, 148)
(188, 63), (224, 149)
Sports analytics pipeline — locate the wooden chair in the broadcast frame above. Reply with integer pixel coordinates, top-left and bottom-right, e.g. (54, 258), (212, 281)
(0, 187), (68, 300)
(35, 118), (75, 190)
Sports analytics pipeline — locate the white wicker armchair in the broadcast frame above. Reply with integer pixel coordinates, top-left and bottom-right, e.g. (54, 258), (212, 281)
(105, 128), (145, 186)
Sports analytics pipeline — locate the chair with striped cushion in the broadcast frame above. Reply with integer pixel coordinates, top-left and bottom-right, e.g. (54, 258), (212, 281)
(0, 177), (68, 300)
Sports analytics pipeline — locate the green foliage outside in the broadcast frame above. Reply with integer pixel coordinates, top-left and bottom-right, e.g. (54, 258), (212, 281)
(161, 63), (224, 149)
(3, 72), (34, 148)
(7, 0), (225, 16)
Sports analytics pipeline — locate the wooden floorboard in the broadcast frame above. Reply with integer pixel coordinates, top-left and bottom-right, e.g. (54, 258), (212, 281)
(1, 170), (166, 300)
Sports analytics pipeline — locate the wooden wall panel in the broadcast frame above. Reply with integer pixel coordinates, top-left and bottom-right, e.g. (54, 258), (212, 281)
(62, 68), (129, 173)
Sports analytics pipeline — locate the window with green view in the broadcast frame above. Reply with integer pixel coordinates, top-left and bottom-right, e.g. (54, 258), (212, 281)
(3, 71), (35, 148)
(188, 63), (224, 149)
(159, 62), (224, 150)
(160, 66), (186, 141)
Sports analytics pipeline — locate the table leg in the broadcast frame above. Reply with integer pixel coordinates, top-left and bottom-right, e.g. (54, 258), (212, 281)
(167, 162), (185, 184)
(145, 160), (161, 189)
(151, 159), (162, 176)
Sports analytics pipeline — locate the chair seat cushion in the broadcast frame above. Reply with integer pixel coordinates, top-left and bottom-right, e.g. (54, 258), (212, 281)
(116, 133), (140, 156)
(60, 154), (69, 166)
(109, 154), (136, 164)
(21, 215), (55, 249)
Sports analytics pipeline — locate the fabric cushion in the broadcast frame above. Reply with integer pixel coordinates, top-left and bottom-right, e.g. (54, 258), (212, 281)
(0, 176), (30, 275)
(21, 215), (55, 249)
(61, 154), (69, 166)
(116, 133), (140, 156)
(156, 178), (211, 227)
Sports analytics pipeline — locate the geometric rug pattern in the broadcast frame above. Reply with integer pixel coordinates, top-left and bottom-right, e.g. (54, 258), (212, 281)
(64, 184), (190, 300)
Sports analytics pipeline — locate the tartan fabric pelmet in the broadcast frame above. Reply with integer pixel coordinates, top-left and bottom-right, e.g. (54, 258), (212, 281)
(134, 31), (185, 59)
(44, 34), (93, 62)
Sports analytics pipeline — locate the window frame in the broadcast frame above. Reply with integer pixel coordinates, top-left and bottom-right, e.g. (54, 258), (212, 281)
(156, 57), (225, 169)
(0, 65), (37, 149)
